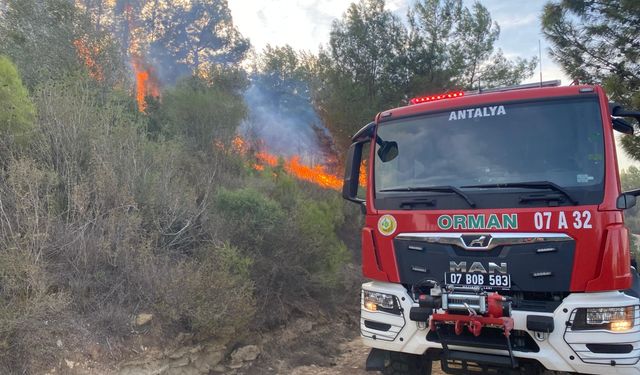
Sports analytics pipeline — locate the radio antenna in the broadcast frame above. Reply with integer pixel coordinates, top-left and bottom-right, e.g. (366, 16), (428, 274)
(539, 40), (543, 86)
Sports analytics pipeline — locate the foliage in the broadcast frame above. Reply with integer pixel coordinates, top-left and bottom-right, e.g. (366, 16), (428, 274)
(408, 0), (536, 91)
(316, 0), (536, 153)
(158, 75), (248, 151)
(315, 0), (408, 151)
(147, 0), (250, 78)
(0, 56), (35, 147)
(213, 182), (351, 327)
(155, 243), (255, 339)
(542, 0), (640, 160)
(75, 0), (250, 84)
(213, 187), (286, 250)
(0, 0), (124, 88)
(0, 74), (257, 371)
(297, 197), (350, 285)
(621, 166), (640, 265)
(328, 0), (408, 103)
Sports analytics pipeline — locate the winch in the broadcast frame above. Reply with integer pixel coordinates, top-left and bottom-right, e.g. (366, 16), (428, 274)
(413, 284), (514, 336)
(410, 283), (518, 369)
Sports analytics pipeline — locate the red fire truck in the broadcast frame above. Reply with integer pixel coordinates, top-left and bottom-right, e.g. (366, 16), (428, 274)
(342, 81), (640, 374)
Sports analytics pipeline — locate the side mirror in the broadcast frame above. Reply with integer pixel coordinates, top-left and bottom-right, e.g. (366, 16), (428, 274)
(342, 142), (366, 204)
(610, 102), (640, 134)
(377, 141), (398, 162)
(612, 118), (634, 135)
(617, 193), (637, 210)
(611, 102), (640, 118)
(618, 188), (640, 209)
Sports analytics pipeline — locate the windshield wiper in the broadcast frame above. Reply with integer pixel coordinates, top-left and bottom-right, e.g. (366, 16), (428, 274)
(460, 181), (579, 205)
(380, 185), (476, 208)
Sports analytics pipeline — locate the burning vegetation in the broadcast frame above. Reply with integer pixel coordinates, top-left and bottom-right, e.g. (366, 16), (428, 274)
(73, 38), (105, 81)
(132, 57), (160, 112)
(229, 136), (351, 191)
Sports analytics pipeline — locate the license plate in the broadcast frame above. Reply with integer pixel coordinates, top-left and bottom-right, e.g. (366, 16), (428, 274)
(445, 273), (511, 289)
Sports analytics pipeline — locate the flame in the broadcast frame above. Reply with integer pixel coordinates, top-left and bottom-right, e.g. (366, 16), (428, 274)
(124, 4), (160, 112)
(256, 151), (278, 167)
(132, 57), (160, 112)
(73, 38), (104, 81)
(232, 136), (249, 154)
(226, 136), (347, 190)
(286, 156), (343, 190)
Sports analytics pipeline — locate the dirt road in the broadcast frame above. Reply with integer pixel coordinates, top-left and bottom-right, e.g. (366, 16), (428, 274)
(289, 338), (445, 375)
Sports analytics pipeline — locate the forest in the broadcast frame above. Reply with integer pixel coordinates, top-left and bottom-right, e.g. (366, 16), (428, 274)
(0, 0), (638, 373)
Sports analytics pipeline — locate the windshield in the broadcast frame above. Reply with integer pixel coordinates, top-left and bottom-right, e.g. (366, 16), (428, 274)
(374, 97), (605, 209)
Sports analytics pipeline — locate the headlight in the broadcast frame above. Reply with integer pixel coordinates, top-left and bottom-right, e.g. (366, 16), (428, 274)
(362, 290), (401, 315)
(572, 306), (636, 332)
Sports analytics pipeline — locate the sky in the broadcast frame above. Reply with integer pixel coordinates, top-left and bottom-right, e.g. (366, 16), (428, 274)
(226, 0), (637, 169)
(227, 0), (568, 83)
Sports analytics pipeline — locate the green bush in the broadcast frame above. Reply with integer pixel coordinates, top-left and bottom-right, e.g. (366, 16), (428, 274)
(0, 55), (35, 148)
(155, 243), (255, 340)
(297, 197), (349, 286)
(212, 183), (353, 326)
(213, 187), (286, 250)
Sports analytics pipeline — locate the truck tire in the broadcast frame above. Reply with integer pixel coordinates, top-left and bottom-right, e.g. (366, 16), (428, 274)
(382, 351), (432, 375)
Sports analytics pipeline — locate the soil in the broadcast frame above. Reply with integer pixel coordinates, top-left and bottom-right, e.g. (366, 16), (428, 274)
(286, 338), (446, 375)
(235, 316), (446, 375)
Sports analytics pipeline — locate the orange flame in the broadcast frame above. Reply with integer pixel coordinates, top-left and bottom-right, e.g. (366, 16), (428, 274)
(133, 57), (160, 112)
(286, 156), (343, 190)
(256, 151), (278, 167)
(232, 136), (249, 154)
(226, 136), (363, 191)
(73, 38), (104, 81)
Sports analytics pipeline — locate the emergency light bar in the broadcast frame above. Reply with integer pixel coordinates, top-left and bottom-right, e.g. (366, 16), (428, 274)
(409, 80), (562, 106)
(410, 91), (464, 105)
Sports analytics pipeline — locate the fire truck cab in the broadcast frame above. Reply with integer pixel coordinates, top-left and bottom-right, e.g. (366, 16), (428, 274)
(342, 81), (640, 374)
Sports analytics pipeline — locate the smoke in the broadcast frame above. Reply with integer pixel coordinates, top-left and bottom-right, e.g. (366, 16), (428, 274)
(74, 1), (338, 164)
(239, 76), (337, 169)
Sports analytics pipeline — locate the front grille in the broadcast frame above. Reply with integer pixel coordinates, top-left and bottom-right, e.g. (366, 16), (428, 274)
(394, 232), (575, 292)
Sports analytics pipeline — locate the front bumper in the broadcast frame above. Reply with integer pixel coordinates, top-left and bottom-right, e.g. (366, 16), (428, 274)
(361, 281), (640, 374)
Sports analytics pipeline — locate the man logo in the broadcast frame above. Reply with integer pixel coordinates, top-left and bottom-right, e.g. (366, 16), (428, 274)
(461, 234), (492, 249)
(469, 236), (487, 247)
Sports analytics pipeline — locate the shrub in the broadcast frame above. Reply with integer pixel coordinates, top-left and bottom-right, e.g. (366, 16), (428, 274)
(213, 187), (286, 250)
(154, 243), (255, 340)
(212, 182), (353, 327)
(296, 197), (349, 287)
(0, 55), (35, 148)
(160, 77), (248, 152)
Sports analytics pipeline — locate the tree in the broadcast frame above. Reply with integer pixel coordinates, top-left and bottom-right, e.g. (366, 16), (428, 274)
(542, 0), (640, 159)
(0, 0), (81, 88)
(145, 0), (250, 82)
(0, 56), (35, 148)
(328, 0), (408, 104)
(158, 72), (247, 152)
(408, 0), (536, 92)
(315, 0), (536, 153)
(253, 45), (313, 114)
(0, 0), (125, 88)
(315, 0), (408, 152)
